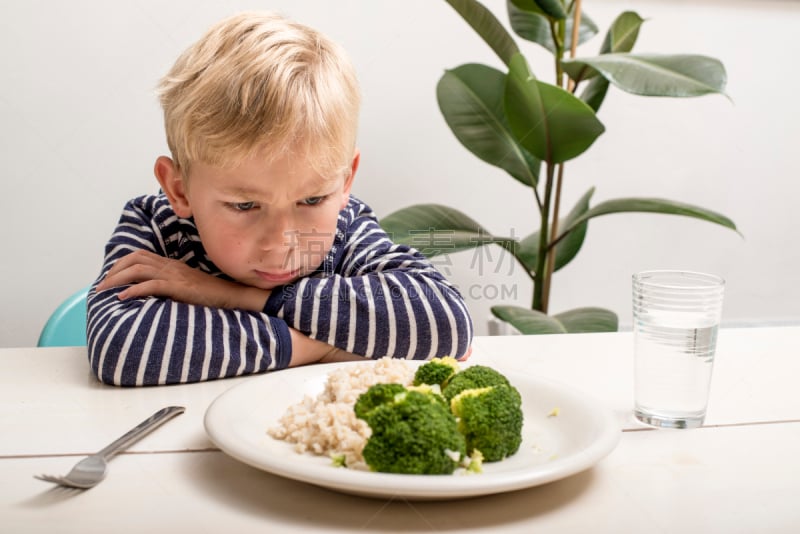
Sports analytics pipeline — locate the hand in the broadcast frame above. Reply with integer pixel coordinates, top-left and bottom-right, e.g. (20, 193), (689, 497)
(287, 328), (365, 367)
(96, 249), (270, 312)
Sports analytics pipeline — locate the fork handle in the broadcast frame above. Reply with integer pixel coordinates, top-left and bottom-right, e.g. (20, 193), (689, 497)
(97, 406), (186, 460)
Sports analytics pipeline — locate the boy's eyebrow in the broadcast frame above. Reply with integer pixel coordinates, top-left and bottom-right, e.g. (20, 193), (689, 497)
(220, 185), (264, 198)
(220, 181), (336, 199)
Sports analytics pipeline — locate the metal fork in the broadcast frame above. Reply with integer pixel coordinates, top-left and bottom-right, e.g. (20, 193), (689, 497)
(34, 405), (185, 489)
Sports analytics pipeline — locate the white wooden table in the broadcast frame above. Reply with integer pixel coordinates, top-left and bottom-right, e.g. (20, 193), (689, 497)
(2, 327), (798, 533)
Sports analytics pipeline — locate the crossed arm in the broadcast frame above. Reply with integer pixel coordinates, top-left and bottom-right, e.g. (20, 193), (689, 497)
(95, 248), (361, 368)
(87, 196), (472, 386)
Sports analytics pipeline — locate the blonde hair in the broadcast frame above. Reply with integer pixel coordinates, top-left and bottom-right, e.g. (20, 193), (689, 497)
(157, 11), (360, 178)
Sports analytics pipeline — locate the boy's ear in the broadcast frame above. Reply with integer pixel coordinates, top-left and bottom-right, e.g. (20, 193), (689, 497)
(341, 149), (360, 208)
(154, 156), (192, 218)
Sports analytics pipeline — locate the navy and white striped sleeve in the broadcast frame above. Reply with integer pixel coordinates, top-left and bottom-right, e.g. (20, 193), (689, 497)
(264, 198), (473, 361)
(87, 196), (292, 386)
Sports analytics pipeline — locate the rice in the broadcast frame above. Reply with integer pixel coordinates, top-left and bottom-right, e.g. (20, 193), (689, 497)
(268, 357), (415, 470)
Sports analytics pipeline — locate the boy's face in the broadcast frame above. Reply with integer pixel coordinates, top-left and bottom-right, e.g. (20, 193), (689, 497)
(156, 149), (358, 290)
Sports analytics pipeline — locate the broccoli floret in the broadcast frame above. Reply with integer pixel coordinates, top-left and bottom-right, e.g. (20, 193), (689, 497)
(353, 383), (407, 419)
(357, 389), (466, 474)
(450, 385), (523, 462)
(441, 365), (510, 403)
(413, 356), (460, 387)
(407, 383), (449, 410)
(462, 448), (484, 474)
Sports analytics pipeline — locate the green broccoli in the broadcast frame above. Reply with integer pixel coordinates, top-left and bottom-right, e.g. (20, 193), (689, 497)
(450, 384), (523, 462)
(353, 382), (407, 419)
(406, 383), (450, 410)
(441, 364), (510, 403)
(357, 388), (466, 474)
(413, 356), (460, 387)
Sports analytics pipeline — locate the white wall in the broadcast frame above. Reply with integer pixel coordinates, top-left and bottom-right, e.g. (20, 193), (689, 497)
(2, 0), (799, 347)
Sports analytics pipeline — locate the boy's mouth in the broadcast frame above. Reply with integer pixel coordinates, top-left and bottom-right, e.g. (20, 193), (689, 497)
(255, 268), (302, 284)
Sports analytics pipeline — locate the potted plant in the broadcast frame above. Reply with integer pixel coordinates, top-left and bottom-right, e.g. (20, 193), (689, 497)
(380, 0), (739, 334)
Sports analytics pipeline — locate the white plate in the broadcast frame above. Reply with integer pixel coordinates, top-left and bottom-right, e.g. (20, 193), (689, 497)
(204, 361), (620, 500)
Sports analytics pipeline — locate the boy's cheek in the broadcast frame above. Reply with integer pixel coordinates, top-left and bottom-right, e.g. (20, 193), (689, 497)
(338, 189), (351, 209)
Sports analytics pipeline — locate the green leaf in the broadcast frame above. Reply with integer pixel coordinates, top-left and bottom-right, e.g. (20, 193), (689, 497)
(515, 232), (539, 276)
(505, 54), (605, 164)
(564, 53), (728, 98)
(579, 78), (609, 112)
(509, 0), (547, 16)
(491, 305), (618, 334)
(550, 187), (594, 270)
(577, 11), (644, 111)
(508, 1), (598, 53)
(601, 11), (645, 54)
(445, 0), (520, 67)
(533, 0), (567, 20)
(508, 0), (566, 20)
(379, 204), (517, 257)
(491, 305), (566, 334)
(516, 187), (595, 274)
(437, 64), (540, 188)
(559, 197), (740, 238)
(553, 307), (619, 333)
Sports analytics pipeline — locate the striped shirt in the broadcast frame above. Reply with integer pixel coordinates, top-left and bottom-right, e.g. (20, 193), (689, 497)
(87, 194), (473, 386)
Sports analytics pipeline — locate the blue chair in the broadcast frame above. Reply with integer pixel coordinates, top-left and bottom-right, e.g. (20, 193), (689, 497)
(37, 286), (90, 347)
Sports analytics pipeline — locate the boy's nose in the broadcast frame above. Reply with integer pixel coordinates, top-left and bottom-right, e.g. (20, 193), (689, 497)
(257, 215), (296, 251)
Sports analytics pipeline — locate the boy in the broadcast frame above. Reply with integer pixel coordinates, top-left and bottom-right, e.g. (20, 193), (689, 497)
(88, 11), (473, 386)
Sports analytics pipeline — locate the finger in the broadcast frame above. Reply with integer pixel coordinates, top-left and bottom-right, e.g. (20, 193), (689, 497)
(104, 250), (163, 278)
(98, 251), (170, 290)
(119, 276), (192, 298)
(101, 261), (170, 292)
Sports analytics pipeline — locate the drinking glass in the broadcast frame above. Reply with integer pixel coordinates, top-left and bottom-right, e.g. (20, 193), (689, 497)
(632, 270), (725, 429)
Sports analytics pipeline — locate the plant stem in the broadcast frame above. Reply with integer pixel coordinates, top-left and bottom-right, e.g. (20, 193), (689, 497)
(571, 0), (582, 56)
(567, 0), (583, 92)
(533, 162), (555, 313)
(541, 0), (584, 314)
(531, 173), (544, 213)
(550, 20), (565, 86)
(542, 162), (565, 312)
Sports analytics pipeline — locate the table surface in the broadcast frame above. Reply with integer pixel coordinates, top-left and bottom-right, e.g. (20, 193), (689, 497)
(2, 326), (799, 533)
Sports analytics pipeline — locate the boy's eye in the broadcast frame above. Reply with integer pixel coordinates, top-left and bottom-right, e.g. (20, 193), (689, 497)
(301, 196), (326, 206)
(231, 201), (256, 211)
